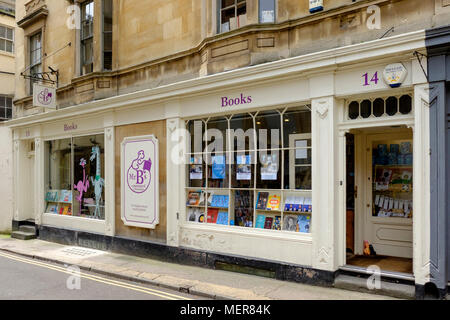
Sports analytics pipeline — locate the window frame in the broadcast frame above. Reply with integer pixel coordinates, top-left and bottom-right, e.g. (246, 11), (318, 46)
(0, 95), (13, 120)
(184, 105), (313, 233)
(102, 0), (113, 71)
(258, 0), (276, 24)
(29, 31), (42, 95)
(0, 25), (14, 53)
(80, 0), (95, 75)
(218, 0), (247, 34)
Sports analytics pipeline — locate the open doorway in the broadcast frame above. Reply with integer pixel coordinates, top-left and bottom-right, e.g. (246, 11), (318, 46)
(345, 126), (413, 275)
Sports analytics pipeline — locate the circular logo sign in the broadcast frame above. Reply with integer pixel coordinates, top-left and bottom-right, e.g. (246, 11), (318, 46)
(127, 150), (152, 194)
(383, 63), (407, 88)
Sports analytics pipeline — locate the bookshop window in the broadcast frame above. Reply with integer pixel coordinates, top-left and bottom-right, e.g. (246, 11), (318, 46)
(45, 134), (105, 220)
(185, 106), (312, 234)
(219, 0), (247, 33)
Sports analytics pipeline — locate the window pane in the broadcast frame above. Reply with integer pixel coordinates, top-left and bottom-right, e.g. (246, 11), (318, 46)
(207, 153), (229, 188)
(206, 117), (228, 152)
(45, 139), (72, 214)
(188, 120), (205, 154)
(256, 111), (281, 149)
(222, 0), (235, 8)
(6, 28), (13, 40)
(386, 97), (398, 116)
(256, 151), (281, 189)
(348, 101), (359, 119)
(103, 0), (113, 31)
(259, 0), (275, 23)
(103, 51), (112, 70)
(72, 134), (105, 219)
(231, 152), (254, 188)
(6, 97), (12, 108)
(283, 107), (311, 148)
(0, 26), (5, 38)
(230, 113), (254, 151)
(0, 107), (5, 119)
(0, 96), (5, 107)
(360, 100), (372, 118)
(0, 39), (5, 51)
(187, 155), (205, 188)
(399, 95), (412, 114)
(233, 190), (253, 227)
(6, 107), (12, 119)
(373, 98), (384, 117)
(5, 40), (12, 53)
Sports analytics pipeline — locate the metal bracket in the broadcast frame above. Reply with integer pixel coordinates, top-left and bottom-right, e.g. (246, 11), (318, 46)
(413, 51), (428, 82)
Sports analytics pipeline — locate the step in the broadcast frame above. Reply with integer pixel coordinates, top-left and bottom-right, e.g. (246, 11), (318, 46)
(334, 274), (415, 300)
(11, 231), (37, 241)
(19, 225), (36, 234)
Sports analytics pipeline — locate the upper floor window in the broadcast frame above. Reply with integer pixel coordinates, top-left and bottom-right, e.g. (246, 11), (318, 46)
(81, 0), (94, 75)
(102, 0), (112, 71)
(219, 0), (247, 33)
(0, 25), (14, 53)
(0, 96), (13, 120)
(259, 0), (275, 23)
(29, 32), (42, 94)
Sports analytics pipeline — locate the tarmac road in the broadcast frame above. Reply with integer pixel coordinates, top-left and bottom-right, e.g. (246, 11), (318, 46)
(0, 251), (205, 300)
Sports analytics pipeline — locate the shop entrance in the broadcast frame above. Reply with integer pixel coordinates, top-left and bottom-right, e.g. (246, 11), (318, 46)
(345, 126), (413, 275)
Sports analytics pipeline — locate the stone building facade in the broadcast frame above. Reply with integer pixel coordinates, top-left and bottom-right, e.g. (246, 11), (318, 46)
(7, 0), (450, 298)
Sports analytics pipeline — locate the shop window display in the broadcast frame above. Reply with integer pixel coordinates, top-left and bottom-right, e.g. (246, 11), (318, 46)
(185, 106), (312, 234)
(45, 134), (105, 220)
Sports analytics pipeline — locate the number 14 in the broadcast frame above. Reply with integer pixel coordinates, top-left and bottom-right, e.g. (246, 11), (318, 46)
(362, 72), (379, 86)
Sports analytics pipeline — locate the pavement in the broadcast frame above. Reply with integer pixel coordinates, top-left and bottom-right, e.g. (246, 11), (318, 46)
(0, 236), (395, 300)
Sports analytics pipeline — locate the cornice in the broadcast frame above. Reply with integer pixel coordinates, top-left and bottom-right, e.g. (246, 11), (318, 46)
(6, 29), (426, 129)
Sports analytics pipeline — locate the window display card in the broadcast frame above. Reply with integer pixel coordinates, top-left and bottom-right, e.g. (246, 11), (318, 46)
(295, 140), (308, 159)
(211, 155), (226, 179)
(261, 154), (278, 180)
(383, 197), (390, 210)
(236, 155), (251, 180)
(261, 10), (275, 23)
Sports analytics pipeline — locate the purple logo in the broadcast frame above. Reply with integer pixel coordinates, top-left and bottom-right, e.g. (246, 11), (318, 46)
(221, 93), (252, 107)
(38, 88), (53, 105)
(127, 150), (152, 194)
(64, 123), (78, 131)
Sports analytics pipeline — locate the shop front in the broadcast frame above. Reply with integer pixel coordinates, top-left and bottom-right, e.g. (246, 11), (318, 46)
(8, 31), (437, 292)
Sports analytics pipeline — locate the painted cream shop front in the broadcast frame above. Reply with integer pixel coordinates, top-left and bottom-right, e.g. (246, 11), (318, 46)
(7, 31), (437, 293)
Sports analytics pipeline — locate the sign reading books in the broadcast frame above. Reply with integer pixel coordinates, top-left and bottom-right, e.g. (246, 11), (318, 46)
(121, 135), (159, 229)
(33, 83), (57, 109)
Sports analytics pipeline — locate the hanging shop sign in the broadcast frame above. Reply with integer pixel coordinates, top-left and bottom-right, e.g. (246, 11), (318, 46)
(121, 135), (159, 229)
(309, 0), (323, 13)
(383, 63), (408, 88)
(33, 83), (57, 109)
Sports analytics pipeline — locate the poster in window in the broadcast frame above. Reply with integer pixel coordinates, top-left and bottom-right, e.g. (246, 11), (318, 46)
(295, 140), (308, 159)
(236, 154), (251, 180)
(261, 10), (274, 23)
(189, 156), (203, 180)
(260, 153), (278, 180)
(121, 135), (159, 229)
(211, 155), (226, 179)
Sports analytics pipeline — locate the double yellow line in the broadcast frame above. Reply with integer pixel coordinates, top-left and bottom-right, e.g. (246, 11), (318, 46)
(0, 251), (192, 300)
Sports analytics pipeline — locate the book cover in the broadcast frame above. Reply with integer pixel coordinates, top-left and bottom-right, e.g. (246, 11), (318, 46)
(303, 198), (312, 212)
(297, 215), (311, 233)
(211, 155), (226, 179)
(256, 192), (269, 209)
(216, 211), (228, 225)
(284, 196), (293, 211)
(283, 215), (297, 232)
(264, 217), (273, 229)
(272, 216), (281, 230)
(187, 191), (201, 206)
(260, 154), (278, 181)
(255, 214), (266, 228)
(266, 194), (280, 211)
(62, 205), (70, 215)
(58, 205), (64, 215)
(207, 208), (219, 224)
